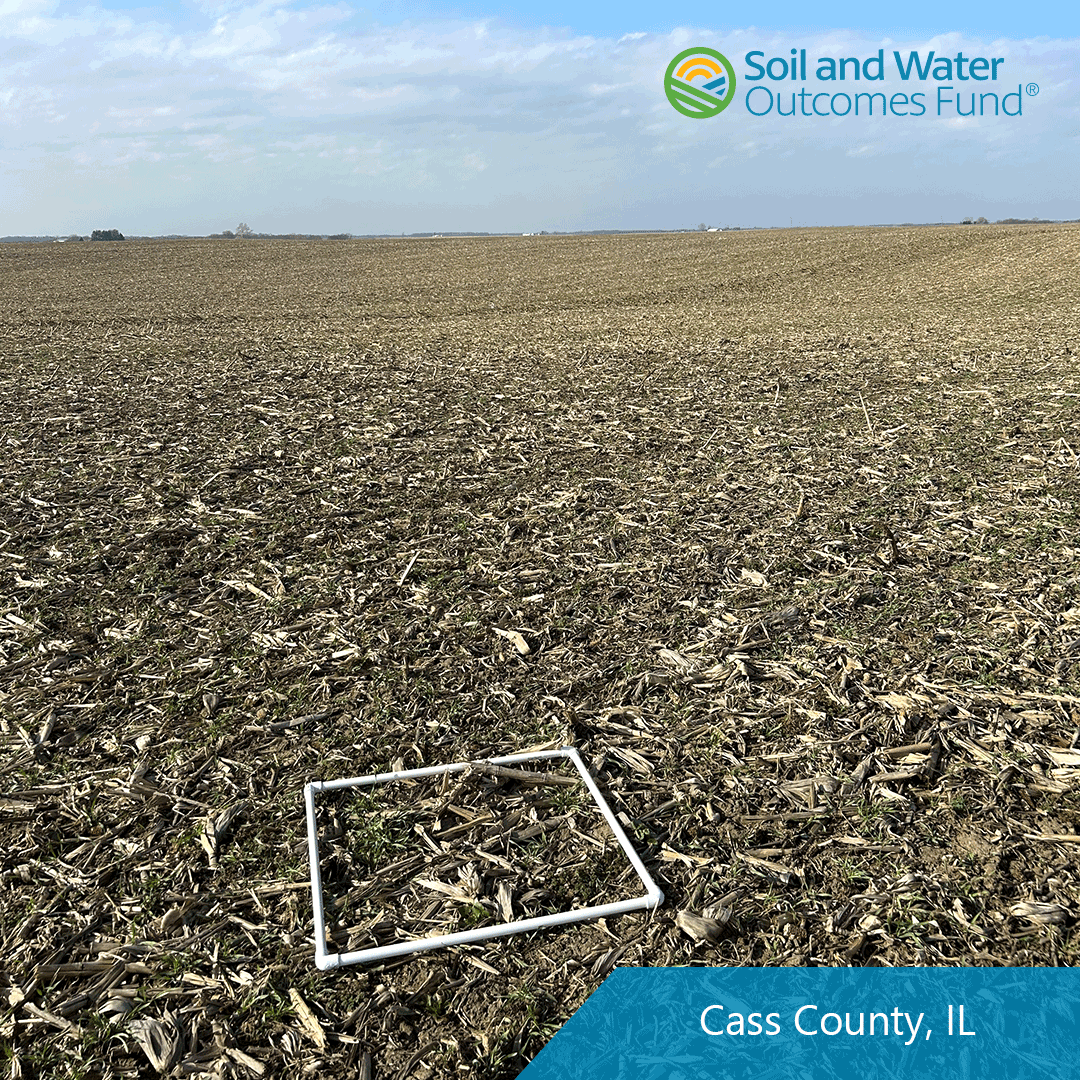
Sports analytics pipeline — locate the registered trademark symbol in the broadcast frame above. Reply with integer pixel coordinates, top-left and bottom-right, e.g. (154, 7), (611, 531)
(1026, 82), (1040, 96)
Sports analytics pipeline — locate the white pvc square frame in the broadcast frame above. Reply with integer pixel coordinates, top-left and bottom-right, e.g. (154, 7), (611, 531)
(304, 746), (664, 970)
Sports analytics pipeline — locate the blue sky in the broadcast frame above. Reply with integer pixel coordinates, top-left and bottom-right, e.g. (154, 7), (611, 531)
(1, 0), (1077, 234)
(414, 1), (1080, 40)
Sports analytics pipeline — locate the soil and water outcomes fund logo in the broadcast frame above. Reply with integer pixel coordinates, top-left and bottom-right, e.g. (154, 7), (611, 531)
(663, 43), (1037, 121)
(664, 47), (738, 118)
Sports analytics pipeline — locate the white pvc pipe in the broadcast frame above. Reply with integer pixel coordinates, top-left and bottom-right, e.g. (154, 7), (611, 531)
(304, 746), (664, 971)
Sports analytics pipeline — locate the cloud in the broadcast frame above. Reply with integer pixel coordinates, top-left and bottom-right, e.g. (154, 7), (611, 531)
(1, 3), (1078, 232)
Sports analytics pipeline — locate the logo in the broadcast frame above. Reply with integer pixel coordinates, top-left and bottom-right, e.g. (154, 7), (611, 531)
(664, 47), (737, 118)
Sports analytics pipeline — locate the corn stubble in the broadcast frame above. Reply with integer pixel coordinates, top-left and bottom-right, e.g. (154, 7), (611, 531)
(2, 224), (1080, 1077)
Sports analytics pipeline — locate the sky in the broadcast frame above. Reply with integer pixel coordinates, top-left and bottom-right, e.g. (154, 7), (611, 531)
(1, 0), (1077, 234)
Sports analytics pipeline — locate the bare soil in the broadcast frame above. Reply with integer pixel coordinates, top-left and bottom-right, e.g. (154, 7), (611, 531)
(3, 225), (1080, 1078)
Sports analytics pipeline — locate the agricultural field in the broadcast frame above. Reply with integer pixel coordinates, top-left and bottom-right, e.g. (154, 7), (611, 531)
(2, 223), (1080, 1078)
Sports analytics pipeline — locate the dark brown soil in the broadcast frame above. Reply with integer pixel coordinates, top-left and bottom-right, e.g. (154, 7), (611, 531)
(3, 225), (1080, 1078)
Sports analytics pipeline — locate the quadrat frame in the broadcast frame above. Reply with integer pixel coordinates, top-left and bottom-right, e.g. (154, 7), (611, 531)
(304, 746), (664, 970)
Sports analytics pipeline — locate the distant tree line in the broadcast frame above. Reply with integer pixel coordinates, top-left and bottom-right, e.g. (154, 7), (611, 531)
(210, 222), (357, 240)
(3, 219), (1078, 245)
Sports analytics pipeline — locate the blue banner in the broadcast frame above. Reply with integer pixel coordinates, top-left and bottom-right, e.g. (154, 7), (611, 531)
(520, 967), (1080, 1079)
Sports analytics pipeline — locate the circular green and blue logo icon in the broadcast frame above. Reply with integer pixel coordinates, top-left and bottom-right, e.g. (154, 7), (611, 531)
(664, 47), (737, 119)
